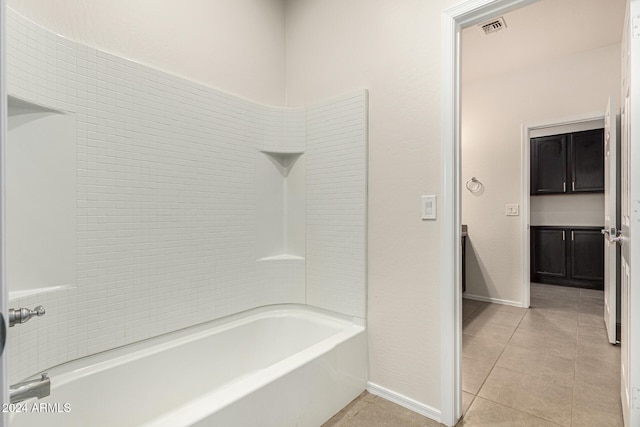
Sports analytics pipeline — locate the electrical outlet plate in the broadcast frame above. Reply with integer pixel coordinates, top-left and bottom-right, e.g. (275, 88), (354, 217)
(506, 204), (519, 216)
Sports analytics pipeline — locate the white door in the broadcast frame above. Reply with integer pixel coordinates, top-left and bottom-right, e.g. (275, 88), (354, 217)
(603, 97), (618, 344)
(620, 1), (640, 424)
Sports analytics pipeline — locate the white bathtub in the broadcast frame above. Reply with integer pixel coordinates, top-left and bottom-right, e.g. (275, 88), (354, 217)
(10, 305), (367, 427)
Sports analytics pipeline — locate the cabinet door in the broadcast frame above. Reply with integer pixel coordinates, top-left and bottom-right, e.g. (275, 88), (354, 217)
(531, 135), (567, 194)
(531, 228), (567, 280)
(570, 229), (604, 283)
(570, 129), (604, 192)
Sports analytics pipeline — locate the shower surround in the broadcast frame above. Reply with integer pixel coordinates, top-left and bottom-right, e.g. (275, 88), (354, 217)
(6, 9), (367, 383)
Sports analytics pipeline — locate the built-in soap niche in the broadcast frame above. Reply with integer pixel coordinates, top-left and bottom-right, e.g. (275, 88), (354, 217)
(7, 95), (76, 300)
(256, 151), (305, 261)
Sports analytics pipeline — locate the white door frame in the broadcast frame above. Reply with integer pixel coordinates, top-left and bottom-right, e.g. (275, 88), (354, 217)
(1, 0), (8, 422)
(440, 0), (539, 425)
(521, 112), (606, 309)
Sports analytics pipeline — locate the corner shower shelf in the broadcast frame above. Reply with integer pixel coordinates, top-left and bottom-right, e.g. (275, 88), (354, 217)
(260, 151), (303, 177)
(9, 285), (75, 302)
(8, 95), (63, 116)
(257, 255), (305, 262)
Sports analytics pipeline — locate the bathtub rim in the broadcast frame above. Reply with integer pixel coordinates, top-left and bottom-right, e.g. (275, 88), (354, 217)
(14, 303), (365, 387)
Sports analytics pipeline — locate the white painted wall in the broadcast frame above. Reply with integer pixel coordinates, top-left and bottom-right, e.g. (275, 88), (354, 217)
(530, 194), (604, 226)
(7, 0), (286, 106)
(462, 44), (620, 303)
(285, 0), (457, 412)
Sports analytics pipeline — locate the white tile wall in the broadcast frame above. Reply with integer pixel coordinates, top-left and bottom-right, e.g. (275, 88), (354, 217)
(306, 92), (368, 319)
(5, 9), (367, 382)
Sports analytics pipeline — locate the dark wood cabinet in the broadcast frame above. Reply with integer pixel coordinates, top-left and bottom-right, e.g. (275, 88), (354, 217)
(531, 135), (567, 194)
(531, 226), (604, 289)
(570, 229), (605, 282)
(570, 129), (605, 192)
(530, 129), (604, 195)
(531, 227), (567, 280)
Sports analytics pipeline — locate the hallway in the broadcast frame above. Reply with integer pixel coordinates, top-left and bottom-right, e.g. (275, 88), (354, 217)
(461, 283), (622, 426)
(324, 283), (623, 426)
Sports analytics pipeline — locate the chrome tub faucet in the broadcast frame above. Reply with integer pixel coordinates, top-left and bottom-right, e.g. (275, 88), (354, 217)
(9, 373), (50, 404)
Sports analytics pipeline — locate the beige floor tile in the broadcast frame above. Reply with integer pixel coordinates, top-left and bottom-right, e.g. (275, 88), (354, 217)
(517, 309), (578, 334)
(531, 285), (579, 298)
(580, 288), (605, 300)
(463, 301), (482, 321)
(462, 333), (505, 364)
(463, 317), (517, 344)
(578, 299), (604, 315)
(578, 312), (606, 329)
(572, 380), (624, 427)
(484, 303), (528, 314)
(321, 392), (373, 426)
(478, 366), (573, 426)
(577, 326), (618, 349)
(463, 298), (485, 312)
(531, 283), (580, 296)
(463, 310), (477, 321)
(495, 345), (574, 384)
(578, 325), (610, 342)
(346, 396), (442, 427)
(466, 306), (526, 328)
(530, 296), (579, 313)
(508, 327), (577, 360)
(576, 338), (621, 370)
(462, 392), (475, 415)
(329, 288), (622, 427)
(514, 331), (577, 357)
(462, 356), (495, 394)
(575, 352), (620, 390)
(531, 292), (581, 305)
(574, 366), (620, 396)
(515, 312), (579, 336)
(457, 397), (561, 427)
(571, 410), (624, 427)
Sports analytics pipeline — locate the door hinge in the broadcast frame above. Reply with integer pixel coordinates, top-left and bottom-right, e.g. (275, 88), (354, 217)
(634, 15), (640, 39)
(633, 387), (640, 410)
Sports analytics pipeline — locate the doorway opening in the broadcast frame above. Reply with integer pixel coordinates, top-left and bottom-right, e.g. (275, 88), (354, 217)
(442, 0), (626, 425)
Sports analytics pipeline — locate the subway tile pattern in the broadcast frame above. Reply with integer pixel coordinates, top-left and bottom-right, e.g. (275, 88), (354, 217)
(306, 92), (368, 319)
(5, 10), (367, 382)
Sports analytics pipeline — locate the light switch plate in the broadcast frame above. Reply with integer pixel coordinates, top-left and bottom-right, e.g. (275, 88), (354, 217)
(506, 204), (519, 216)
(422, 195), (436, 220)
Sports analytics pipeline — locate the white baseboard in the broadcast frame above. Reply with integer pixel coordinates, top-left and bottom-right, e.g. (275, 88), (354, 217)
(366, 382), (441, 423)
(462, 293), (525, 308)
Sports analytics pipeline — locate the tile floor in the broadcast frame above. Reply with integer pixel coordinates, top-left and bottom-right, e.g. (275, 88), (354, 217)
(323, 283), (623, 427)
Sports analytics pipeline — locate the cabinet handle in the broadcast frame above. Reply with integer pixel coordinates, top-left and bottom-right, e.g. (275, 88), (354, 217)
(571, 231), (574, 241)
(563, 182), (566, 192)
(572, 181), (575, 191)
(562, 231), (565, 240)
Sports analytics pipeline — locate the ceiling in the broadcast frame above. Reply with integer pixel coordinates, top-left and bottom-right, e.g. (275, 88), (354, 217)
(461, 0), (626, 84)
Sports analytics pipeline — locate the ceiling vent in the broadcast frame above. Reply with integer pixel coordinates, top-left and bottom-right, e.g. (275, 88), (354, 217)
(479, 17), (507, 35)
